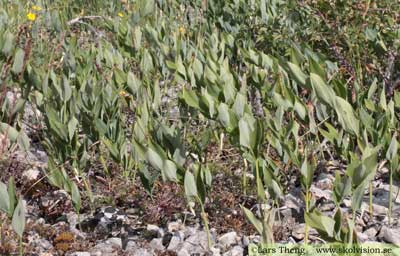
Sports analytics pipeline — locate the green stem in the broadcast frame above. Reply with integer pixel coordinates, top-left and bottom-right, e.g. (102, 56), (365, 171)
(82, 177), (94, 212)
(369, 181), (373, 219)
(260, 204), (268, 244)
(305, 189), (309, 245)
(19, 236), (23, 256)
(243, 159), (248, 195)
(0, 222), (3, 245)
(199, 201), (212, 249)
(219, 132), (224, 154)
(389, 166), (393, 225)
(78, 212), (82, 232)
(255, 160), (264, 241)
(99, 152), (110, 177)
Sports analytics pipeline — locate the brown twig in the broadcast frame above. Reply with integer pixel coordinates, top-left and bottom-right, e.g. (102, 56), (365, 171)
(66, 16), (106, 26)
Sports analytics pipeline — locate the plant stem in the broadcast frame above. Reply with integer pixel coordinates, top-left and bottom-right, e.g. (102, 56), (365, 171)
(19, 236), (23, 256)
(369, 181), (373, 219)
(219, 132), (224, 153)
(99, 152), (110, 177)
(0, 222), (3, 245)
(199, 201), (212, 249)
(243, 159), (248, 195)
(78, 212), (82, 232)
(260, 203), (268, 244)
(305, 189), (309, 244)
(82, 177), (94, 212)
(389, 165), (393, 225)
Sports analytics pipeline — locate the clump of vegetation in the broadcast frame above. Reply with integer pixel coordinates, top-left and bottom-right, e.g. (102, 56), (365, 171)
(0, 0), (399, 253)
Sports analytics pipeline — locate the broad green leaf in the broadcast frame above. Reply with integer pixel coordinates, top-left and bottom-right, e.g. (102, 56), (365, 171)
(260, 0), (267, 22)
(333, 172), (352, 205)
(184, 171), (197, 198)
(350, 147), (378, 186)
(309, 58), (325, 78)
(17, 131), (30, 151)
(305, 210), (335, 238)
(8, 177), (16, 217)
(200, 89), (216, 117)
(217, 103), (237, 132)
(68, 117), (78, 141)
(379, 87), (387, 111)
(102, 138), (120, 162)
(233, 93), (247, 118)
(132, 139), (147, 160)
(146, 147), (164, 170)
(294, 100), (306, 120)
(365, 28), (378, 41)
(255, 160), (266, 202)
(239, 118), (251, 149)
(12, 48), (24, 74)
(204, 65), (217, 83)
(319, 123), (339, 143)
(203, 166), (212, 187)
(394, 92), (400, 108)
(262, 165), (282, 200)
(95, 119), (108, 135)
(62, 75), (72, 102)
(127, 71), (140, 94)
(0, 182), (9, 213)
(241, 205), (263, 235)
(221, 59), (236, 102)
(334, 96), (359, 136)
(386, 134), (398, 161)
(141, 49), (154, 74)
(140, 0), (154, 16)
(287, 62), (308, 88)
(272, 92), (292, 110)
(162, 160), (177, 182)
(367, 79), (378, 99)
(333, 208), (342, 238)
(11, 98), (25, 116)
(181, 88), (200, 109)
(0, 123), (19, 142)
(310, 73), (336, 107)
(12, 198), (25, 237)
(192, 58), (203, 79)
(300, 158), (313, 188)
(352, 180), (368, 212)
(165, 60), (177, 70)
(176, 57), (186, 79)
(70, 182), (81, 212)
(114, 69), (127, 85)
(2, 31), (14, 56)
(46, 159), (65, 189)
(133, 27), (142, 49)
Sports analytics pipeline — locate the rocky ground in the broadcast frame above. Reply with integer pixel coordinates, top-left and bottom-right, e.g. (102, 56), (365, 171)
(0, 98), (399, 256)
(1, 142), (400, 256)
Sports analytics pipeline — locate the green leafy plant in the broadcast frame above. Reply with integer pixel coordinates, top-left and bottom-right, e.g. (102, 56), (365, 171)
(0, 177), (26, 255)
(0, 0), (399, 250)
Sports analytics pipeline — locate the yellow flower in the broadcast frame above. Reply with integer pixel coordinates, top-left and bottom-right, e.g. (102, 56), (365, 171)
(179, 26), (186, 35)
(27, 12), (36, 21)
(32, 5), (42, 11)
(119, 90), (128, 97)
(118, 12), (124, 17)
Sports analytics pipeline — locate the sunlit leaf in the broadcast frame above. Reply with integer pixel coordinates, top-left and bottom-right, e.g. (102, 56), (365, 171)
(184, 171), (197, 198)
(12, 198), (25, 238)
